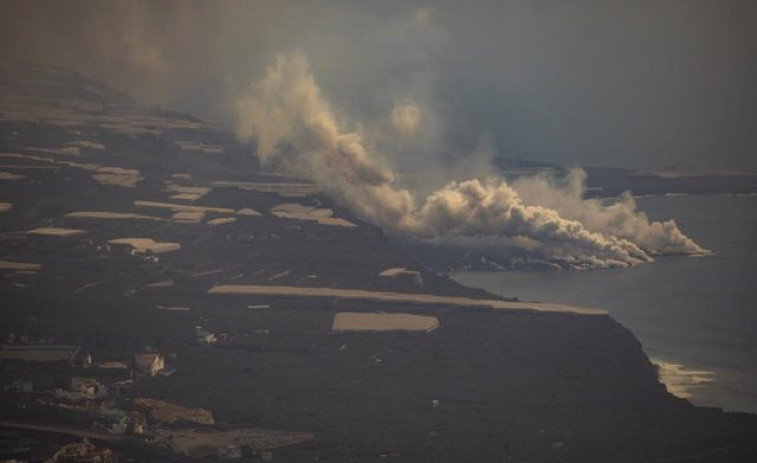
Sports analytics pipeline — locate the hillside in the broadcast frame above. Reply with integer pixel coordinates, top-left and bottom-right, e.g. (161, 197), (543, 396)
(1, 65), (755, 462)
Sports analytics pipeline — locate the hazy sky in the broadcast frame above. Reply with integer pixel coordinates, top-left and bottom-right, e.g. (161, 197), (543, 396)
(1, 0), (755, 169)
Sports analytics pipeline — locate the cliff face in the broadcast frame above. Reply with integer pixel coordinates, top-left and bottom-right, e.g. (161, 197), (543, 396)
(0, 65), (755, 462)
(131, 304), (756, 462)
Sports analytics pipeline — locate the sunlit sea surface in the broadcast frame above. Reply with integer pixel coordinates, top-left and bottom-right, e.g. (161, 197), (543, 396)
(452, 194), (757, 414)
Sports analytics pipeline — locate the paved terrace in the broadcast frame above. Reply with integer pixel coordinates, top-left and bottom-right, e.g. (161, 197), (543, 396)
(208, 284), (607, 316)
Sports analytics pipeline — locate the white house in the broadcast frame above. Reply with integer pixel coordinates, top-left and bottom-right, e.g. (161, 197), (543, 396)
(133, 353), (165, 376)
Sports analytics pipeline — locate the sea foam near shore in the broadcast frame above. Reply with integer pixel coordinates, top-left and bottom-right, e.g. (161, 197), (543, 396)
(652, 360), (716, 399)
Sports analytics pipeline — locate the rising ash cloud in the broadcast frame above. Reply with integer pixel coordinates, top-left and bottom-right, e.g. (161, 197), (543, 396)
(1, 0), (754, 169)
(236, 54), (706, 269)
(1, 1), (744, 267)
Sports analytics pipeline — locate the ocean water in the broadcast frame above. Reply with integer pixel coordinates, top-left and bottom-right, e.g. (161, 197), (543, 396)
(452, 194), (757, 414)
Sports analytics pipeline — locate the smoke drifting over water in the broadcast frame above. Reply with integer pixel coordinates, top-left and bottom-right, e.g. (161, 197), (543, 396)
(236, 54), (706, 269)
(512, 170), (706, 257)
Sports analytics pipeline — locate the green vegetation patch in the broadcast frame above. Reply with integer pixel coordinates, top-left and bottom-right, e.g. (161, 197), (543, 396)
(0, 345), (79, 362)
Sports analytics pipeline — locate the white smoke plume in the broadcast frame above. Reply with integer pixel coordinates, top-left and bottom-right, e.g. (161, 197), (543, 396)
(391, 103), (421, 137)
(512, 169), (705, 256)
(236, 54), (706, 269)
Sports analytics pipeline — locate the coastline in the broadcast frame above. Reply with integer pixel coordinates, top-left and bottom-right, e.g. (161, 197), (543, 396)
(450, 193), (757, 415)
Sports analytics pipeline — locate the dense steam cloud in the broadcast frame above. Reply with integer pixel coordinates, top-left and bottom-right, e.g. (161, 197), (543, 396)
(237, 54), (706, 269)
(512, 170), (704, 256)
